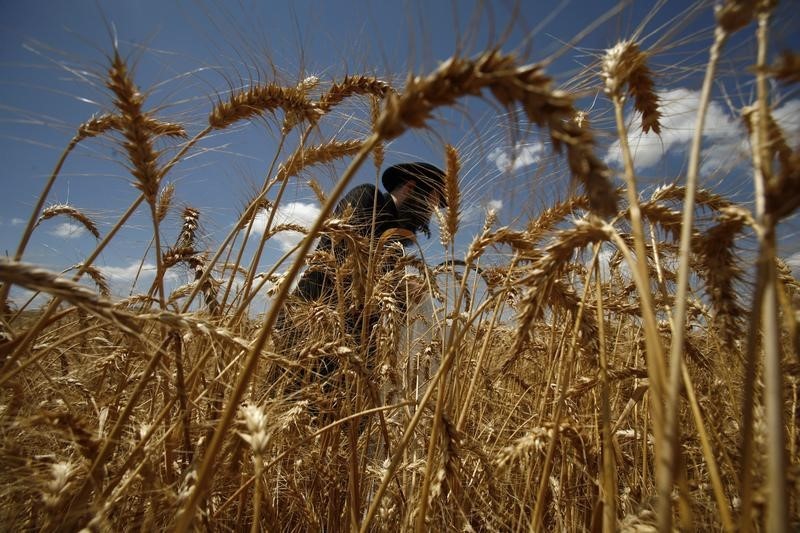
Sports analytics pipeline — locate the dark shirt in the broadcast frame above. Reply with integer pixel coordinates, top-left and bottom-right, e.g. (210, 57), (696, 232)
(294, 183), (402, 302)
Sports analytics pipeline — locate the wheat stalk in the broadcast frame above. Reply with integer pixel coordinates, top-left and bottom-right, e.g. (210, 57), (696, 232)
(307, 179), (327, 203)
(106, 51), (172, 310)
(75, 113), (117, 141)
(601, 35), (677, 528)
(747, 5), (790, 530)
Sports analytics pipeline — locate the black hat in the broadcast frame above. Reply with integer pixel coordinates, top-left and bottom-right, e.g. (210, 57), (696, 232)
(382, 162), (447, 207)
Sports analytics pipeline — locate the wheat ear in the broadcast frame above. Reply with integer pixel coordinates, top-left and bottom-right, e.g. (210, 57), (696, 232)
(601, 41), (661, 134)
(107, 52), (161, 204)
(274, 139), (364, 183)
(440, 144), (461, 246)
(107, 51), (168, 307)
(209, 83), (321, 130)
(369, 96), (385, 172)
(35, 204), (100, 239)
(715, 0), (757, 34)
(743, 104), (799, 221)
(317, 75), (392, 112)
(71, 263), (110, 297)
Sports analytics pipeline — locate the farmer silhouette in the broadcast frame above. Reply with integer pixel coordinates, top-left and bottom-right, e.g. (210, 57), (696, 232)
(274, 162), (446, 394)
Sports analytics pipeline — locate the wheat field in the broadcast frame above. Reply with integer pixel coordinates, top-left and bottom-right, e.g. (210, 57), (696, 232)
(1, 1), (799, 531)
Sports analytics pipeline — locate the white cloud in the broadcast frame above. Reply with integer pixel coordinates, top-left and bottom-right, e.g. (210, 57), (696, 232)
(604, 88), (745, 172)
(50, 222), (85, 239)
(11, 218), (25, 226)
(252, 201), (321, 251)
(98, 261), (179, 296)
(488, 142), (544, 173)
(100, 262), (158, 282)
(773, 98), (800, 148)
(604, 90), (800, 175)
(487, 199), (503, 212)
(787, 251), (800, 277)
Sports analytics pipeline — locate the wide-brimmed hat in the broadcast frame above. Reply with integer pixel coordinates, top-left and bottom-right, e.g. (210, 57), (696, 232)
(381, 162), (447, 207)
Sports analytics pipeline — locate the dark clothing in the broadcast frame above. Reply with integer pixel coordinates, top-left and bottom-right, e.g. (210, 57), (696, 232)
(275, 183), (409, 351)
(273, 184), (411, 408)
(294, 183), (406, 303)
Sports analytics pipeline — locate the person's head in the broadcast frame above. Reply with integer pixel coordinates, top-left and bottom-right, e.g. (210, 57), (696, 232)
(382, 162), (446, 239)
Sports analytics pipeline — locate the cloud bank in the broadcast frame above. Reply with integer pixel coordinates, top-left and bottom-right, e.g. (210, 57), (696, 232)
(604, 88), (800, 174)
(487, 142), (545, 173)
(50, 222), (85, 239)
(787, 251), (800, 278)
(252, 201), (322, 251)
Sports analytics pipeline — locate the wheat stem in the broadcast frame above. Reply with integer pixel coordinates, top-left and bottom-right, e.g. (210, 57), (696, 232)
(681, 361), (735, 531)
(738, 257), (766, 532)
(753, 9), (789, 532)
(608, 89), (669, 528)
(595, 248), (616, 533)
(148, 202), (167, 309)
(662, 24), (728, 533)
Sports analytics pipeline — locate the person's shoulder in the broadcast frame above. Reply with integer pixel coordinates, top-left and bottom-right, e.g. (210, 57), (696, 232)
(347, 183), (378, 197)
(342, 183), (381, 206)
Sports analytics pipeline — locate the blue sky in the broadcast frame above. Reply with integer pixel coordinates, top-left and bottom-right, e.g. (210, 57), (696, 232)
(1, 0), (798, 308)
